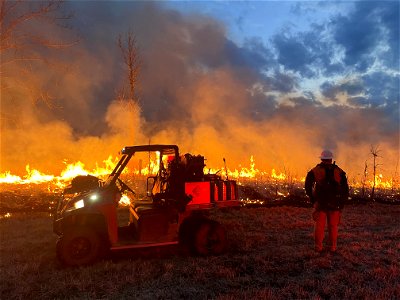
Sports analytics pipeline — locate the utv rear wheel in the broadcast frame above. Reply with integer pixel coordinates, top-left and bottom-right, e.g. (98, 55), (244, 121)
(56, 227), (104, 266)
(194, 220), (227, 256)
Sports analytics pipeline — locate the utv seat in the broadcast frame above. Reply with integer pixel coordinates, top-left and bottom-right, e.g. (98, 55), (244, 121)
(134, 204), (165, 215)
(131, 200), (154, 209)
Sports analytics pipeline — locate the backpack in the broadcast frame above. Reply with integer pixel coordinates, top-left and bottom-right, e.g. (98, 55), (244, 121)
(313, 164), (344, 210)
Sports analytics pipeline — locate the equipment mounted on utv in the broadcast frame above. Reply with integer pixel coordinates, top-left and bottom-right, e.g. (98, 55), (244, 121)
(53, 144), (240, 266)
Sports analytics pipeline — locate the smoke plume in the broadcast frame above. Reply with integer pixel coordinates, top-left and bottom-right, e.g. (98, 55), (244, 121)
(1, 1), (398, 182)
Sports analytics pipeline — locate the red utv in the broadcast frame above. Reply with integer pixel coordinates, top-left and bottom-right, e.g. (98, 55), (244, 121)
(53, 144), (240, 266)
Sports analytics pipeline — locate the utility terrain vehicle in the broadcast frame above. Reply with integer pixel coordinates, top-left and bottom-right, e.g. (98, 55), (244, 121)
(53, 144), (240, 266)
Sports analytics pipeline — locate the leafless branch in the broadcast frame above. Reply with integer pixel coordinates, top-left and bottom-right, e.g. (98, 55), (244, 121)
(370, 144), (382, 200)
(0, 0), (77, 107)
(1, 0), (63, 41)
(118, 30), (141, 102)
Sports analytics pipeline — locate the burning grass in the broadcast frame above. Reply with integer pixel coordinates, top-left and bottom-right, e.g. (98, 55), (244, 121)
(0, 183), (61, 214)
(1, 202), (399, 299)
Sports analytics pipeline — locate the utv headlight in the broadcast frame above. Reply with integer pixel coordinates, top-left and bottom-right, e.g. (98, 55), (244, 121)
(89, 193), (98, 201)
(74, 199), (85, 209)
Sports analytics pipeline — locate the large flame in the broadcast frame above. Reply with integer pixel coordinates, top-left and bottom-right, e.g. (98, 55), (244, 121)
(0, 155), (283, 185)
(0, 154), (396, 191)
(0, 157), (115, 187)
(370, 174), (394, 189)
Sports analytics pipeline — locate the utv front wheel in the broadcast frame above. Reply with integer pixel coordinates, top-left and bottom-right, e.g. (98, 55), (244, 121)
(56, 227), (104, 266)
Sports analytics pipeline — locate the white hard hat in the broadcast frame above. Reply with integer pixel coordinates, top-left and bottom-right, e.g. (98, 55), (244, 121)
(320, 150), (333, 160)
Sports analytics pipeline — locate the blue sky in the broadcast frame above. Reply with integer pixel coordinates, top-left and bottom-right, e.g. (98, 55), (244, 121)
(1, 1), (399, 176)
(164, 1), (345, 45)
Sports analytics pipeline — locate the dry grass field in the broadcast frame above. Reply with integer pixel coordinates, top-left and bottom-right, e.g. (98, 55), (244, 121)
(1, 202), (399, 299)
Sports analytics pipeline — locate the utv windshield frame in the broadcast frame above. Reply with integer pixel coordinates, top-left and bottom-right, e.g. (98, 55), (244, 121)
(104, 145), (179, 186)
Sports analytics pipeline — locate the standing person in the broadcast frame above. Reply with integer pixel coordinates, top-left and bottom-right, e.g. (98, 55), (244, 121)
(305, 150), (349, 253)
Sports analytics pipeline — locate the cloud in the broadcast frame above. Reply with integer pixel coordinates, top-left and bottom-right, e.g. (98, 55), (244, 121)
(331, 1), (399, 70)
(225, 37), (275, 70)
(320, 79), (365, 102)
(272, 33), (315, 77)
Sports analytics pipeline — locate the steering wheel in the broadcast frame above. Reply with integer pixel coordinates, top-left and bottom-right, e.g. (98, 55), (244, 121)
(117, 178), (136, 195)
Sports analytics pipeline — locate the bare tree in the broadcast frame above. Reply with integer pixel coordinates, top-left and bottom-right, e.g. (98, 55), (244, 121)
(0, 0), (76, 105)
(117, 30), (141, 102)
(370, 145), (382, 200)
(392, 158), (399, 194)
(282, 166), (295, 196)
(0, 0), (74, 53)
(115, 30), (142, 143)
(361, 160), (368, 198)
